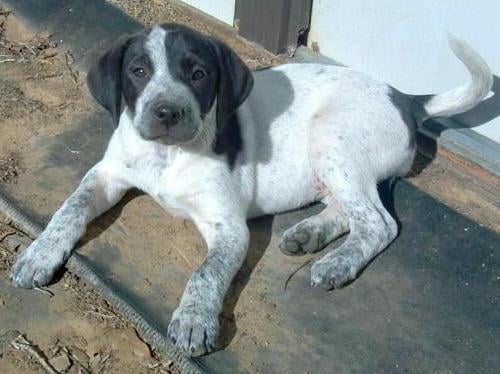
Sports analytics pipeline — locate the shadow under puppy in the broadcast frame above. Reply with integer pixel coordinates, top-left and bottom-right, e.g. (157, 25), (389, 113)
(11, 23), (492, 356)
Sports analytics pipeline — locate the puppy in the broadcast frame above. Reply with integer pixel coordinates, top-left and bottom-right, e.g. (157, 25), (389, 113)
(11, 24), (492, 356)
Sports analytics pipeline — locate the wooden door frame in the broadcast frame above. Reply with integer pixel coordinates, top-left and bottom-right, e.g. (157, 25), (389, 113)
(234, 0), (312, 54)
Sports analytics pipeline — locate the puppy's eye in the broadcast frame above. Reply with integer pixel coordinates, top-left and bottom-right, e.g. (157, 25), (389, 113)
(192, 69), (205, 81)
(132, 67), (147, 78)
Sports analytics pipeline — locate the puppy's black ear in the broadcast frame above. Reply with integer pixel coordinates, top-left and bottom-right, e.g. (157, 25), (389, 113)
(210, 38), (254, 156)
(87, 35), (131, 127)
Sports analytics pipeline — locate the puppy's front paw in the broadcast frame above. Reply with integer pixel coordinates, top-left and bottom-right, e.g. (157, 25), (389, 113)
(311, 254), (357, 290)
(168, 306), (219, 356)
(10, 238), (67, 288)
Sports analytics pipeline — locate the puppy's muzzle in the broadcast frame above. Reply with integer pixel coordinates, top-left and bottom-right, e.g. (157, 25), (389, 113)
(140, 101), (197, 143)
(154, 103), (187, 126)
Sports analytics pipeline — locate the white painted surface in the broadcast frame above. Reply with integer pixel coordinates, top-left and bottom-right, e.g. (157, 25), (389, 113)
(309, 0), (500, 143)
(182, 0), (235, 25)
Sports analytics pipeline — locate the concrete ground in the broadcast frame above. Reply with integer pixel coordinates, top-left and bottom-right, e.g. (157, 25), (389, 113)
(0, 1), (499, 373)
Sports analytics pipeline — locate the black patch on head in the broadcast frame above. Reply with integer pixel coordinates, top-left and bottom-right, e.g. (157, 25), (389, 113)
(87, 30), (149, 127)
(161, 24), (254, 167)
(162, 25), (219, 117)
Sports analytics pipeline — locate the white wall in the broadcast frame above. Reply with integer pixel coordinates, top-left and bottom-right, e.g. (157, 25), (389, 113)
(309, 0), (500, 143)
(182, 0), (235, 26)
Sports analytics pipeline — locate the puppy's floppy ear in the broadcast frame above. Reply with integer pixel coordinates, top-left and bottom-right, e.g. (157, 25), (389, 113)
(210, 38), (254, 155)
(87, 35), (131, 127)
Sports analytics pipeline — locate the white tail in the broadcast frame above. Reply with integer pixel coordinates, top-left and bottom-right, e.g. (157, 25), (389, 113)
(422, 35), (493, 120)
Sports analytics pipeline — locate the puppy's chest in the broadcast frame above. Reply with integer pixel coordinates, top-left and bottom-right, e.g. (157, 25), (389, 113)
(117, 142), (163, 186)
(120, 148), (204, 217)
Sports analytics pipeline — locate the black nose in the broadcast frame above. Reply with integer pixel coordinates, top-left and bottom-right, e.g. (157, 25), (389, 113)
(153, 104), (186, 125)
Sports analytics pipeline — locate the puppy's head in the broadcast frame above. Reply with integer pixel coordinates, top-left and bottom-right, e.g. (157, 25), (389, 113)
(87, 24), (253, 147)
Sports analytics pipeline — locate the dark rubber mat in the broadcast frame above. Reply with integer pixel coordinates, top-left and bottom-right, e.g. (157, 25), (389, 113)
(2, 1), (499, 372)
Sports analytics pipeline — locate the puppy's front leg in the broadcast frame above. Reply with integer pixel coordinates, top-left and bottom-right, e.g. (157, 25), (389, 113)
(11, 162), (129, 288)
(168, 217), (249, 356)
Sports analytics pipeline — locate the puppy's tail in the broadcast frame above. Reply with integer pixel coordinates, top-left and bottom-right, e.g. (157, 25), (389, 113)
(415, 35), (492, 122)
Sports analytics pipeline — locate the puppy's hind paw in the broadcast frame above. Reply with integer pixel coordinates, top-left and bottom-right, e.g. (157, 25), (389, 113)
(280, 220), (327, 256)
(311, 255), (357, 290)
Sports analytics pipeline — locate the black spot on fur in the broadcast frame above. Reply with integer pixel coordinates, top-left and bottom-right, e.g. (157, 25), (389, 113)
(162, 25), (219, 117)
(159, 24), (253, 167)
(87, 30), (149, 127)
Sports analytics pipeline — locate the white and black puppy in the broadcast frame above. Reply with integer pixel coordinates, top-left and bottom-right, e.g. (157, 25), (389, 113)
(11, 24), (492, 356)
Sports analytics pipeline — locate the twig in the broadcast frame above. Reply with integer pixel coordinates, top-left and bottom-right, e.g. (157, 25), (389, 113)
(101, 354), (111, 365)
(10, 333), (59, 374)
(42, 51), (58, 59)
(71, 358), (91, 374)
(71, 356), (91, 374)
(66, 146), (80, 154)
(0, 229), (16, 242)
(26, 73), (61, 80)
(64, 53), (78, 84)
(62, 346), (91, 374)
(0, 58), (16, 63)
(16, 41), (37, 55)
(175, 248), (197, 270)
(34, 286), (55, 297)
(83, 310), (116, 319)
(283, 258), (313, 291)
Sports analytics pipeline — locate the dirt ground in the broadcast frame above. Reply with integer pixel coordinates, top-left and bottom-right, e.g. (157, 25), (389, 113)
(0, 1), (498, 373)
(0, 224), (178, 374)
(0, 7), (179, 374)
(0, 216), (179, 374)
(0, 7), (88, 185)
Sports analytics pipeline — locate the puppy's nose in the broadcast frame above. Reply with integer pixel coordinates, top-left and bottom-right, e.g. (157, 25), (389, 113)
(153, 104), (186, 125)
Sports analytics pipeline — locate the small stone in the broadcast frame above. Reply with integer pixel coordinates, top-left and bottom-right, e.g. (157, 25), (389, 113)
(100, 327), (152, 359)
(38, 30), (51, 40)
(69, 346), (89, 365)
(123, 328), (152, 359)
(49, 354), (71, 372)
(40, 47), (59, 59)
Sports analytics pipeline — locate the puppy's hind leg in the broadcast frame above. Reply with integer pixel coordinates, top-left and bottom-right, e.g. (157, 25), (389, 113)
(310, 169), (398, 290)
(279, 197), (350, 256)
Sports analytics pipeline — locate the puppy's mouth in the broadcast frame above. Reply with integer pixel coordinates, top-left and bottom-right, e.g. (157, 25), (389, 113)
(139, 125), (198, 144)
